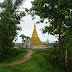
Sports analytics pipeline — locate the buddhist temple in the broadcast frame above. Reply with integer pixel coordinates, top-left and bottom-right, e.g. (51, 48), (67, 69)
(30, 24), (44, 45)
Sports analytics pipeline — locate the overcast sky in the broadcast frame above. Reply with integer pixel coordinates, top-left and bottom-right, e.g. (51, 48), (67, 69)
(0, 0), (58, 43)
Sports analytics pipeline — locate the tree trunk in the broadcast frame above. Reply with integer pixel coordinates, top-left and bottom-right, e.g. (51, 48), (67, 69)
(58, 24), (61, 56)
(53, 24), (61, 70)
(65, 47), (69, 72)
(53, 54), (59, 69)
(71, 57), (72, 72)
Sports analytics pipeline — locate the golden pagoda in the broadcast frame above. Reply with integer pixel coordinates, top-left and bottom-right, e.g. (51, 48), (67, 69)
(30, 24), (44, 45)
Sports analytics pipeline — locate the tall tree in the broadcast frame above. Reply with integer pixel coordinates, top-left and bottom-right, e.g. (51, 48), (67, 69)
(30, 0), (72, 70)
(0, 0), (26, 60)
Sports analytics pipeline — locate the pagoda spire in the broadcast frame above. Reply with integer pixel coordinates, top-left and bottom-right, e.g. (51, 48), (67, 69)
(30, 24), (44, 45)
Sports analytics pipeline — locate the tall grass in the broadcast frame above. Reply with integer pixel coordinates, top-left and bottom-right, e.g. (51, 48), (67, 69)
(0, 49), (64, 72)
(0, 48), (27, 63)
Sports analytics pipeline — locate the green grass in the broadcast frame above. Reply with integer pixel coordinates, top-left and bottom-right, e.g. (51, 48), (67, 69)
(0, 48), (28, 63)
(0, 49), (64, 72)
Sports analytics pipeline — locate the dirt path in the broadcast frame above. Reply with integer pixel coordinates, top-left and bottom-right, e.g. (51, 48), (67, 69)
(5, 50), (34, 65)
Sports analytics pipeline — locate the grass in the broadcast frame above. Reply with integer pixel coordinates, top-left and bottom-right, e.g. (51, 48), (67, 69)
(0, 49), (64, 72)
(0, 48), (28, 63)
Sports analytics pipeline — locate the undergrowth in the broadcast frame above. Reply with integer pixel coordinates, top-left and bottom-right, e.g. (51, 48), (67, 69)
(0, 49), (64, 72)
(0, 48), (27, 63)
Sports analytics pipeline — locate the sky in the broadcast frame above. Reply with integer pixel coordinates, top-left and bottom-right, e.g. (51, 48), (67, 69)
(0, 0), (58, 43)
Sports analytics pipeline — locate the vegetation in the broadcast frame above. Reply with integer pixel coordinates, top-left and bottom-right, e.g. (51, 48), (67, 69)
(48, 41), (58, 48)
(20, 34), (30, 40)
(20, 34), (30, 47)
(0, 48), (27, 63)
(20, 34), (26, 40)
(0, 0), (72, 72)
(0, 0), (26, 60)
(0, 49), (64, 72)
(30, 0), (72, 71)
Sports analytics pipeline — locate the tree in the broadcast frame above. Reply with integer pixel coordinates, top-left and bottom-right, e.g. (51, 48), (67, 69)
(20, 34), (30, 41)
(20, 34), (30, 47)
(0, 0), (26, 61)
(20, 34), (26, 47)
(30, 0), (72, 71)
(26, 36), (30, 40)
(61, 28), (72, 72)
(61, 9), (72, 72)
(20, 34), (26, 40)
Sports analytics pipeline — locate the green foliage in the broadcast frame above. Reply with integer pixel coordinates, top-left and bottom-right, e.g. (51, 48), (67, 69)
(26, 36), (30, 39)
(0, 2), (7, 8)
(60, 30), (72, 71)
(30, 0), (72, 71)
(0, 49), (64, 72)
(20, 34), (30, 40)
(30, 0), (72, 39)
(0, 48), (27, 63)
(48, 41), (58, 48)
(20, 34), (26, 40)
(0, 0), (26, 60)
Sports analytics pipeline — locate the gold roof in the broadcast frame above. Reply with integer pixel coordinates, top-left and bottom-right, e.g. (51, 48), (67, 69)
(30, 24), (44, 45)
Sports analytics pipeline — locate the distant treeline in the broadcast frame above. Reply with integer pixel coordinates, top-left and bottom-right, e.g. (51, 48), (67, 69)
(14, 43), (54, 48)
(14, 43), (22, 48)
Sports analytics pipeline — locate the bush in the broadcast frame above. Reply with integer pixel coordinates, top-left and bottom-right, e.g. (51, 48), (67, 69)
(0, 48), (27, 63)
